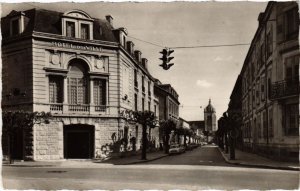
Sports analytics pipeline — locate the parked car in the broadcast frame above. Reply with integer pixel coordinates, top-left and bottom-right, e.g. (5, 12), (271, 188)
(169, 144), (185, 154)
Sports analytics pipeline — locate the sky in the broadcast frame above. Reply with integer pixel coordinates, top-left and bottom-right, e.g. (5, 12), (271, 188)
(1, 1), (268, 122)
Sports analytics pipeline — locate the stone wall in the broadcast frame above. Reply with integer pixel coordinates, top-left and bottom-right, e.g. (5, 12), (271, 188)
(34, 121), (63, 160)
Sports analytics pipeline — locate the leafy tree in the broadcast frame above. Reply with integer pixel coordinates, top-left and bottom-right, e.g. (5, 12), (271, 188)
(159, 119), (177, 154)
(2, 111), (52, 163)
(121, 110), (158, 160)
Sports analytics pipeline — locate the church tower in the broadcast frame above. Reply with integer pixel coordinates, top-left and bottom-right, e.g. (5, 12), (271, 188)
(204, 99), (217, 132)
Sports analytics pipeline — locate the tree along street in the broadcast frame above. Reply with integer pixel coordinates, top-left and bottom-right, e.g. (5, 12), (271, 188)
(3, 146), (298, 190)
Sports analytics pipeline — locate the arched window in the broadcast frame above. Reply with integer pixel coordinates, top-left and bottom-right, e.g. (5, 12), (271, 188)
(68, 59), (89, 105)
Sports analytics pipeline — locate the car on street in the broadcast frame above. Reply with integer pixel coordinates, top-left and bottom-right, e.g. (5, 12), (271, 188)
(169, 144), (185, 154)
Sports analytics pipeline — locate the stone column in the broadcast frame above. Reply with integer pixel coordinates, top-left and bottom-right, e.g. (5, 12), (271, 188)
(63, 77), (68, 113)
(89, 79), (95, 113)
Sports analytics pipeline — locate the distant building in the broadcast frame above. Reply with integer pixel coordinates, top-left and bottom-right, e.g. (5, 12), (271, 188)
(189, 120), (205, 136)
(204, 99), (217, 132)
(154, 80), (180, 121)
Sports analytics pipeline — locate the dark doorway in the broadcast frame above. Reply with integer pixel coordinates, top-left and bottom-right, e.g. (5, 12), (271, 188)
(11, 129), (24, 160)
(64, 125), (94, 159)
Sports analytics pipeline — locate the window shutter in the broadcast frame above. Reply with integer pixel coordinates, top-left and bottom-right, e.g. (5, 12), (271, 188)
(277, 13), (285, 43)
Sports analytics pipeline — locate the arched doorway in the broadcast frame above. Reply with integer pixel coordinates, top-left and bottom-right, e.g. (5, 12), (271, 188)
(63, 124), (94, 159)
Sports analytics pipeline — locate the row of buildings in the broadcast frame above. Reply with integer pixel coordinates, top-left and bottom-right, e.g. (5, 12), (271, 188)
(225, 1), (299, 161)
(1, 8), (190, 161)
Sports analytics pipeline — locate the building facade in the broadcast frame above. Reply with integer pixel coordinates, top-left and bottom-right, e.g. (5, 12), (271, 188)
(204, 99), (217, 132)
(2, 9), (159, 160)
(154, 80), (180, 121)
(239, 2), (299, 161)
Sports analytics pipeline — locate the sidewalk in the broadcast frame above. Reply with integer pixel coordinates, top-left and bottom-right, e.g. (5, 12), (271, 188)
(218, 147), (300, 171)
(2, 151), (169, 168)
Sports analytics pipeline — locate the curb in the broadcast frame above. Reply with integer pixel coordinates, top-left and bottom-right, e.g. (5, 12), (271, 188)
(124, 154), (169, 165)
(218, 147), (300, 171)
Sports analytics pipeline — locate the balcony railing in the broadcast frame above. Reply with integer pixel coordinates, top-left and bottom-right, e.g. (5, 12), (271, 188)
(49, 103), (108, 114)
(50, 103), (63, 111)
(95, 105), (107, 112)
(270, 79), (299, 100)
(69, 104), (90, 112)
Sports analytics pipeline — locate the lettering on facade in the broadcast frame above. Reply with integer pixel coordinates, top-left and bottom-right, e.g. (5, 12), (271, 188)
(52, 41), (102, 52)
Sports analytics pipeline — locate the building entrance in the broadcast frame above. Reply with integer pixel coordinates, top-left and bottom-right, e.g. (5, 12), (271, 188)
(63, 125), (94, 159)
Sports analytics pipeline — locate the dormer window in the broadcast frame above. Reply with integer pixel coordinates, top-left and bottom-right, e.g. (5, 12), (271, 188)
(11, 19), (19, 35)
(9, 14), (24, 36)
(81, 23), (89, 39)
(62, 10), (94, 40)
(66, 21), (75, 38)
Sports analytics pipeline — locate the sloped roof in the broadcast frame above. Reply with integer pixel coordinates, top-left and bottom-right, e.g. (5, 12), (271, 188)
(1, 8), (118, 42)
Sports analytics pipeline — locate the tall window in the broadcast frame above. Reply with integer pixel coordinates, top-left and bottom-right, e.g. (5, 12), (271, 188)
(134, 94), (138, 111)
(285, 55), (299, 81)
(68, 78), (88, 104)
(81, 24), (89, 39)
(142, 76), (145, 92)
(261, 76), (265, 101)
(49, 76), (63, 103)
(263, 112), (267, 138)
(286, 8), (299, 39)
(269, 108), (273, 138)
(11, 19), (19, 36)
(267, 28), (273, 58)
(260, 43), (265, 66)
(94, 79), (106, 105)
(142, 98), (145, 111)
(284, 104), (299, 136)
(134, 69), (138, 87)
(154, 105), (157, 116)
(148, 81), (151, 96)
(257, 114), (261, 138)
(148, 101), (151, 111)
(68, 60), (88, 104)
(66, 21), (75, 38)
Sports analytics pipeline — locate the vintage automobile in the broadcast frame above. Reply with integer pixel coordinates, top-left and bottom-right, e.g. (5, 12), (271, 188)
(169, 144), (185, 154)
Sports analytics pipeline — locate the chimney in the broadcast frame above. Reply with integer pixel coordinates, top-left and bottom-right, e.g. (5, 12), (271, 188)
(127, 41), (135, 55)
(257, 12), (264, 26)
(134, 50), (141, 63)
(105, 15), (113, 27)
(142, 58), (148, 69)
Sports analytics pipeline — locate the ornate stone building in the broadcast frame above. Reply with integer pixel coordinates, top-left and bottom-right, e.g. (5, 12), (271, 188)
(239, 2), (299, 161)
(1, 9), (159, 160)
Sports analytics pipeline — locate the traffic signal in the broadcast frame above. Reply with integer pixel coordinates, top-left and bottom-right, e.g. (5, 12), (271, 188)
(159, 48), (174, 70)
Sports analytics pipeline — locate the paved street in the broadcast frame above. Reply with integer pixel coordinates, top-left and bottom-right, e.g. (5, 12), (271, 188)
(3, 145), (299, 190)
(144, 145), (231, 166)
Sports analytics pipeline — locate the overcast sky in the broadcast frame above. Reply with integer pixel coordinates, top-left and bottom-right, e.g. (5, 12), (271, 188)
(1, 1), (268, 122)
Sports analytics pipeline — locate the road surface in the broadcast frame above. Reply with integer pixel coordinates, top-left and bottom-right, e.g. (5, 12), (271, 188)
(2, 145), (299, 190)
